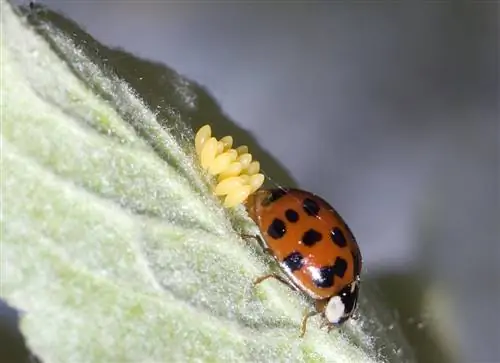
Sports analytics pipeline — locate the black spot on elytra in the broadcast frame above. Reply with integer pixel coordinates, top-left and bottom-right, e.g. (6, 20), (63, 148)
(301, 229), (323, 246)
(262, 188), (288, 206)
(312, 257), (348, 288)
(303, 198), (320, 216)
(267, 218), (286, 239)
(282, 251), (304, 272)
(330, 227), (347, 247)
(285, 209), (299, 223)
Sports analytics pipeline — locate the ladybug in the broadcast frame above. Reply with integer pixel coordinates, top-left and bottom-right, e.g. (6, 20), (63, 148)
(245, 188), (362, 336)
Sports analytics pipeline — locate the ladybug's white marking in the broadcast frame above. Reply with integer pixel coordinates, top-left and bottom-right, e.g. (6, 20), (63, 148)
(325, 296), (345, 324)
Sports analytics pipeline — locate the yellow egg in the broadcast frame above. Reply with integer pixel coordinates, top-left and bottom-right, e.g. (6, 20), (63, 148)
(226, 149), (238, 161)
(214, 176), (244, 196)
(238, 153), (252, 169)
(249, 173), (265, 193)
(220, 136), (233, 151)
(200, 137), (218, 169)
(236, 145), (249, 155)
(218, 162), (243, 180)
(208, 152), (233, 175)
(246, 161), (260, 175)
(217, 141), (225, 155)
(194, 124), (264, 208)
(195, 125), (211, 155)
(224, 185), (252, 208)
(239, 174), (251, 183)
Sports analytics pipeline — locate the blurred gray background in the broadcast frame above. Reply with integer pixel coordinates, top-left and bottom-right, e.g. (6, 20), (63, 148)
(15, 1), (499, 362)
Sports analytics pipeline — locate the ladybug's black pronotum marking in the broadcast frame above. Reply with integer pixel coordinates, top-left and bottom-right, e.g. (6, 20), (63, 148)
(343, 284), (359, 313)
(301, 229), (323, 247)
(303, 198), (320, 216)
(285, 209), (299, 223)
(312, 257), (348, 288)
(267, 218), (286, 239)
(282, 251), (304, 272)
(330, 227), (347, 248)
(262, 188), (289, 206)
(336, 283), (359, 325)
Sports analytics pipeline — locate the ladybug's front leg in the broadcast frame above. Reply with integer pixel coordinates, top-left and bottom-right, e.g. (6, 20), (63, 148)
(320, 322), (336, 335)
(300, 310), (319, 337)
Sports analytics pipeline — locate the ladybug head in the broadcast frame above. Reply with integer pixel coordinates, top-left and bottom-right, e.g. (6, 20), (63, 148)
(245, 190), (267, 224)
(324, 279), (360, 325)
(245, 188), (286, 223)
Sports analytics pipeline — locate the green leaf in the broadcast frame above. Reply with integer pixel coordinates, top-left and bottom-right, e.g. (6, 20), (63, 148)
(1, 2), (414, 362)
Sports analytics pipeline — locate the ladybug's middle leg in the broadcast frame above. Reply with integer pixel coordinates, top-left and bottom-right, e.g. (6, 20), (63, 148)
(252, 273), (296, 292)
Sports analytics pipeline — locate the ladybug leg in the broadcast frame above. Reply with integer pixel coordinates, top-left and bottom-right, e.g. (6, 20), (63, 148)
(252, 273), (296, 291)
(241, 233), (272, 254)
(326, 324), (336, 333)
(253, 273), (292, 288)
(318, 318), (335, 332)
(241, 233), (265, 245)
(300, 310), (319, 337)
(319, 319), (329, 329)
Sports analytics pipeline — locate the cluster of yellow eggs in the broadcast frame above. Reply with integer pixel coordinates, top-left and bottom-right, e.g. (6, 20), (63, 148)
(195, 124), (265, 208)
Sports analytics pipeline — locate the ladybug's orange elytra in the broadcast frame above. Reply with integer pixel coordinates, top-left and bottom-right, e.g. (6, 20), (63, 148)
(245, 188), (362, 336)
